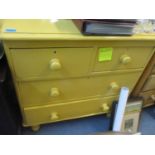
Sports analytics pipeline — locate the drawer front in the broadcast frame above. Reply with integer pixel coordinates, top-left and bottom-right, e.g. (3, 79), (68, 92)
(23, 96), (118, 126)
(19, 71), (142, 107)
(10, 48), (93, 80)
(142, 74), (155, 91)
(93, 47), (154, 72)
(139, 90), (155, 107)
(151, 65), (155, 74)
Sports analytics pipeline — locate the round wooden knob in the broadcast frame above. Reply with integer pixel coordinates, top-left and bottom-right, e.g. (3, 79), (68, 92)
(110, 82), (119, 91)
(50, 112), (59, 120)
(49, 58), (61, 70)
(50, 88), (60, 97)
(120, 55), (131, 64)
(102, 103), (110, 111)
(151, 95), (155, 101)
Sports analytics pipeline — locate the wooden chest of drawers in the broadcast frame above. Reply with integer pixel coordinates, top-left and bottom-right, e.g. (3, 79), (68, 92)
(1, 19), (155, 130)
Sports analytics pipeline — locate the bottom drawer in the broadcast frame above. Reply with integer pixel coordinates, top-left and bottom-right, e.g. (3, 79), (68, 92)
(139, 90), (155, 107)
(23, 96), (118, 126)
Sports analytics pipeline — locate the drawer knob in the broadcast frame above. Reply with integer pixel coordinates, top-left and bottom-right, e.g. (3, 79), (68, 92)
(151, 95), (155, 101)
(120, 55), (131, 64)
(102, 103), (110, 111)
(49, 58), (61, 70)
(50, 112), (59, 120)
(110, 82), (119, 91)
(50, 88), (60, 97)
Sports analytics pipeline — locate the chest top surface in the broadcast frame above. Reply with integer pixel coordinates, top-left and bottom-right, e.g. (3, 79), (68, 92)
(1, 19), (155, 41)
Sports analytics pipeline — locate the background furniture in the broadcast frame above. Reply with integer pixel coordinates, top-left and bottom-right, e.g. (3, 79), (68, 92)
(1, 19), (155, 131)
(132, 52), (155, 107)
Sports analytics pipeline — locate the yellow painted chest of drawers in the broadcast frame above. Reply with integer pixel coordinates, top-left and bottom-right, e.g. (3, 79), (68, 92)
(1, 19), (155, 131)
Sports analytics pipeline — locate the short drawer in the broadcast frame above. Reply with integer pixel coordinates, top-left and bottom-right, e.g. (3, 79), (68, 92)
(23, 96), (118, 126)
(10, 47), (93, 80)
(19, 71), (142, 107)
(93, 47), (154, 72)
(142, 74), (155, 91)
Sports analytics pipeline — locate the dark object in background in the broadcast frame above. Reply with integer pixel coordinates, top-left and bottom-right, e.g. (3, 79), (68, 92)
(73, 19), (137, 36)
(0, 46), (22, 135)
(109, 101), (118, 131)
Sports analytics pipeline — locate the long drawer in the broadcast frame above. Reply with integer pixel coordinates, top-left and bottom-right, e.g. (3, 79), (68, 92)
(19, 71), (142, 107)
(23, 96), (118, 126)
